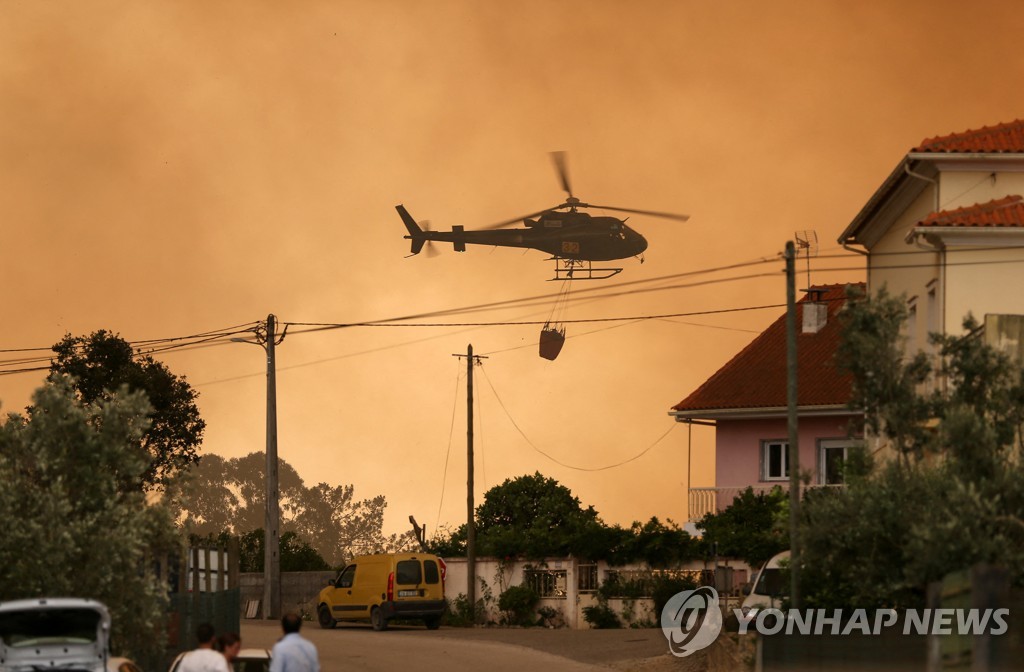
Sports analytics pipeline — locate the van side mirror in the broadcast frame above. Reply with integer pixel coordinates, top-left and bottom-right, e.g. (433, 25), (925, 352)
(328, 579), (336, 587)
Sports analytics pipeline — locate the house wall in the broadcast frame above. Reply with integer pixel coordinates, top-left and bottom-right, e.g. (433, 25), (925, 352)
(945, 245), (1024, 334)
(867, 167), (1024, 351)
(866, 184), (938, 354)
(714, 415), (856, 488)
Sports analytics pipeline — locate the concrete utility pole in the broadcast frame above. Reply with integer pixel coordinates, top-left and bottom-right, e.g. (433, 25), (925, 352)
(264, 314), (281, 620)
(232, 315), (285, 619)
(785, 242), (801, 609)
(453, 344), (486, 622)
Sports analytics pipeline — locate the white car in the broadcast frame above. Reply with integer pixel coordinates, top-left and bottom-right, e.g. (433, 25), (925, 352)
(0, 597), (113, 672)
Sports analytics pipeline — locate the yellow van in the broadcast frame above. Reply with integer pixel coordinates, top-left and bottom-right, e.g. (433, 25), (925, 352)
(316, 552), (446, 631)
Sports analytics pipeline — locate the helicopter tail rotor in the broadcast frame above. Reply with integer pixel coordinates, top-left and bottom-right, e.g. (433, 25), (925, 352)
(397, 204), (429, 255)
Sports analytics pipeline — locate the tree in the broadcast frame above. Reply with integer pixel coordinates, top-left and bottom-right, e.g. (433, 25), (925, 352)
(427, 473), (698, 565)
(0, 376), (179, 661)
(836, 285), (932, 466)
(49, 330), (205, 490)
(169, 452), (307, 536)
(474, 472), (601, 558)
(231, 530), (331, 572)
(169, 452), (415, 567)
(696, 487), (788, 569)
(799, 287), (1024, 609)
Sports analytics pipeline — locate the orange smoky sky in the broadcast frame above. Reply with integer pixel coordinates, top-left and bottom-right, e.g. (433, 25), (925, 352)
(3, 1), (1024, 537)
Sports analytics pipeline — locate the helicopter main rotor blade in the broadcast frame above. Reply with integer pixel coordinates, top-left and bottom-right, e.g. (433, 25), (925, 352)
(551, 151), (572, 198)
(585, 203), (690, 222)
(480, 204), (567, 230)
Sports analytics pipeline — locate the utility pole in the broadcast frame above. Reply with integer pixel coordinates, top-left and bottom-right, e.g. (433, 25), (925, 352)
(785, 241), (801, 609)
(232, 315), (285, 620)
(453, 344), (486, 623)
(263, 314), (281, 620)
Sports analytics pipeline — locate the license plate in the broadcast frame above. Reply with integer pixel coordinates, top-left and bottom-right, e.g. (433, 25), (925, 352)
(398, 589), (419, 597)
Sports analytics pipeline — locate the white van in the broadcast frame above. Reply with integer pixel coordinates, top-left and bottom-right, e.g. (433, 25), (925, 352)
(741, 550), (790, 613)
(0, 598), (112, 672)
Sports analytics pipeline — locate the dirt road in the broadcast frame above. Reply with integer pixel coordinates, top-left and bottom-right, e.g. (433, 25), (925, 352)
(239, 620), (705, 671)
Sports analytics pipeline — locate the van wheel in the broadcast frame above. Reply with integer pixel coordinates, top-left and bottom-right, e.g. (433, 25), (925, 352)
(317, 605), (336, 629)
(424, 616), (441, 630)
(371, 606), (389, 631)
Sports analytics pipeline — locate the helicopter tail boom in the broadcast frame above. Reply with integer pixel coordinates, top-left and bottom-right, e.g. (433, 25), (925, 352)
(396, 204), (427, 255)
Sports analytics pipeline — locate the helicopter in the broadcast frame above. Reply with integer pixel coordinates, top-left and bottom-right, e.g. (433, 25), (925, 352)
(397, 152), (689, 280)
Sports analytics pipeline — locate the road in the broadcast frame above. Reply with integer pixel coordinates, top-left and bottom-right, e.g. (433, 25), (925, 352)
(239, 620), (689, 671)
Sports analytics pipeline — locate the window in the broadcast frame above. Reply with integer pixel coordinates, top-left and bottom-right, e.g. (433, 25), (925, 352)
(424, 560), (440, 585)
(762, 440), (789, 481)
(524, 569), (567, 598)
(818, 439), (858, 485)
(907, 298), (918, 351)
(577, 564), (599, 593)
(396, 560), (422, 585)
(337, 565), (355, 588)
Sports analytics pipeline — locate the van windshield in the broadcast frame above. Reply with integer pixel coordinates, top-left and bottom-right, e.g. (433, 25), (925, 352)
(752, 568), (788, 597)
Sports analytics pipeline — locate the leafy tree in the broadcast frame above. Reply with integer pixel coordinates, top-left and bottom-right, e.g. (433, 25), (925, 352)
(0, 376), (179, 661)
(232, 530), (331, 572)
(799, 287), (1024, 609)
(696, 486), (788, 569)
(49, 330), (204, 490)
(620, 517), (698, 568)
(169, 452), (415, 566)
(169, 452), (307, 536)
(474, 472), (600, 558)
(428, 474), (697, 566)
(836, 285), (932, 466)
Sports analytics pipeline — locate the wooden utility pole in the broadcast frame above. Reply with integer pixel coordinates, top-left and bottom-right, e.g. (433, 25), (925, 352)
(453, 344), (486, 623)
(264, 314), (281, 620)
(785, 241), (801, 609)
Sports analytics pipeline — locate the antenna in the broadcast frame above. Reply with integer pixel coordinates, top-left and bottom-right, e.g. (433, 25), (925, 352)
(794, 230), (818, 290)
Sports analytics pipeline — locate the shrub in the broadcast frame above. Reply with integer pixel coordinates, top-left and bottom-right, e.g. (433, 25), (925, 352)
(582, 603), (621, 629)
(498, 584), (539, 626)
(442, 593), (482, 627)
(652, 575), (698, 619)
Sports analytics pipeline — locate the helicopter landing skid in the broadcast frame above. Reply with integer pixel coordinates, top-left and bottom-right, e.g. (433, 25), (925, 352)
(548, 258), (623, 281)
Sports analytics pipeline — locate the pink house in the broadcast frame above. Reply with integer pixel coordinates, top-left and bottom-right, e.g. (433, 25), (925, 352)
(670, 283), (864, 521)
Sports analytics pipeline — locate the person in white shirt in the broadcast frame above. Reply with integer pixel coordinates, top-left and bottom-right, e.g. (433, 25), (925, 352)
(177, 623), (231, 672)
(269, 613), (319, 672)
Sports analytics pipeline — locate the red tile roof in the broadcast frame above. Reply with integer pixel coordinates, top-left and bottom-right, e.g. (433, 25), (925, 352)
(914, 119), (1024, 153)
(917, 195), (1024, 228)
(672, 284), (862, 415)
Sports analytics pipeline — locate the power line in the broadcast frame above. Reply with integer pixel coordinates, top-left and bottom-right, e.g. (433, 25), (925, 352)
(435, 361), (463, 534)
(477, 363), (678, 472)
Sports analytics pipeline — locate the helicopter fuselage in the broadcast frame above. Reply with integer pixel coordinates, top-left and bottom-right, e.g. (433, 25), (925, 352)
(399, 206), (648, 261)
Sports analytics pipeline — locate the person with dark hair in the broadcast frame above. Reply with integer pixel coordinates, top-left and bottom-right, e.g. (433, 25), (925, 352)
(177, 623), (230, 672)
(218, 633), (242, 668)
(269, 613), (319, 672)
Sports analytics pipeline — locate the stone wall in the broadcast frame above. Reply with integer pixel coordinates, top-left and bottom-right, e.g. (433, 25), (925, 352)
(239, 571), (335, 619)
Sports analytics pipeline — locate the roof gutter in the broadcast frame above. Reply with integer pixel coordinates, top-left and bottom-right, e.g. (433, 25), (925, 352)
(906, 152), (1024, 162)
(671, 404), (858, 421)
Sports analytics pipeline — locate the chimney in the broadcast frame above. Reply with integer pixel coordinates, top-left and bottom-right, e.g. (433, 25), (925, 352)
(802, 288), (828, 334)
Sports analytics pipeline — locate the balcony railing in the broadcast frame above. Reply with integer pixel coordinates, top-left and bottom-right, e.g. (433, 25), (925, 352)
(688, 484), (844, 522)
